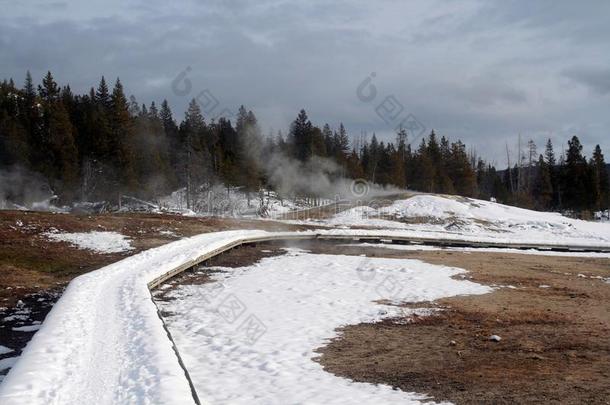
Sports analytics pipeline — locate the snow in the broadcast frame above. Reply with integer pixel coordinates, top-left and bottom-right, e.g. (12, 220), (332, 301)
(157, 186), (334, 218)
(157, 249), (490, 404)
(0, 358), (19, 373)
(0, 346), (13, 355)
(342, 243), (610, 258)
(314, 194), (610, 247)
(0, 230), (301, 405)
(0, 225), (606, 404)
(1, 198), (68, 213)
(11, 324), (41, 332)
(43, 231), (134, 253)
(595, 210), (610, 222)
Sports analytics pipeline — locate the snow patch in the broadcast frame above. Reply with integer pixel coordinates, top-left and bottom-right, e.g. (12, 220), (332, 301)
(157, 250), (490, 404)
(43, 231), (134, 253)
(0, 346), (13, 355)
(11, 324), (41, 332)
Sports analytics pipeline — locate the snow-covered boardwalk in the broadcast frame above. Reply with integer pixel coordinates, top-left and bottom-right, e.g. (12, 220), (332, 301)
(0, 230), (287, 404)
(1, 228), (609, 404)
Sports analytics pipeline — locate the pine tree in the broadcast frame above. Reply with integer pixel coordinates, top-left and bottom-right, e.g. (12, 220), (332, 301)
(414, 137), (434, 192)
(235, 107), (263, 198)
(448, 140), (476, 196)
(24, 71), (35, 100)
(21, 71), (40, 163)
(95, 76), (111, 110)
(543, 139), (560, 208)
(289, 109), (313, 161)
(35, 72), (78, 200)
(562, 136), (594, 211)
(427, 130), (440, 162)
(216, 117), (240, 191)
(38, 71), (59, 101)
(130, 100), (173, 197)
(334, 123), (350, 160)
(0, 109), (29, 167)
(389, 142), (406, 188)
(375, 143), (394, 185)
(544, 139), (556, 166)
(179, 99), (210, 208)
(311, 126), (326, 158)
(426, 131), (444, 192)
(533, 154), (553, 209)
(89, 82), (112, 164)
(475, 160), (488, 199)
(366, 134), (381, 183)
(394, 128), (408, 187)
(159, 99), (180, 185)
(322, 124), (334, 157)
(591, 145), (609, 211)
(437, 135), (453, 193)
(110, 78), (138, 194)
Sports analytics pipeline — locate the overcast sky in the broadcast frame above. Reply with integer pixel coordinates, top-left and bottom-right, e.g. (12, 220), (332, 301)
(2, 0), (609, 165)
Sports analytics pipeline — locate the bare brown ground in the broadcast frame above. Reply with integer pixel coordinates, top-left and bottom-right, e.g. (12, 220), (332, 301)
(295, 242), (610, 404)
(0, 210), (310, 306)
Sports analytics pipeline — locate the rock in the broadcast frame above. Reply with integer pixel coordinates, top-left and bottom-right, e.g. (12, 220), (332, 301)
(449, 340), (457, 346)
(489, 334), (502, 342)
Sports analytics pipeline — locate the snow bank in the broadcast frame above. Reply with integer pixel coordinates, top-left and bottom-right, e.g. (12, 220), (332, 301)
(323, 194), (610, 247)
(158, 250), (490, 404)
(43, 231), (134, 254)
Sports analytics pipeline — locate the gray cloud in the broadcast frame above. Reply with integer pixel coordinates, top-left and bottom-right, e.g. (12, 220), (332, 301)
(563, 67), (610, 96)
(1, 0), (609, 164)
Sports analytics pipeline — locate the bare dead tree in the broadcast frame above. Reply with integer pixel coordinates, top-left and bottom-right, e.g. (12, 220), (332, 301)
(506, 142), (514, 193)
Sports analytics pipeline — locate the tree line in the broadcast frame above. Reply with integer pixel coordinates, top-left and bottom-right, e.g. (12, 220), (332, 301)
(1, 72), (608, 214)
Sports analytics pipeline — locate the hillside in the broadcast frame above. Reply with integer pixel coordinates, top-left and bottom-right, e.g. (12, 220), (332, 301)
(299, 193), (610, 247)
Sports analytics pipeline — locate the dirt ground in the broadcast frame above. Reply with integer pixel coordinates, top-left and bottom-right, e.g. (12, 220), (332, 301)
(0, 210), (309, 306)
(153, 240), (610, 404)
(302, 242), (610, 404)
